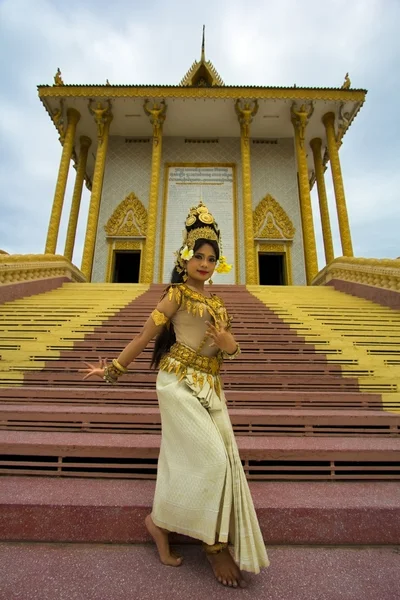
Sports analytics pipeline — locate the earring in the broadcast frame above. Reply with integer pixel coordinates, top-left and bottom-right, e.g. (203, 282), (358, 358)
(208, 278), (213, 285)
(183, 271), (188, 282)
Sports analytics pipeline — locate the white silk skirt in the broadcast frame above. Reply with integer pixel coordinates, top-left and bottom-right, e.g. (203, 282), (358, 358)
(151, 368), (270, 574)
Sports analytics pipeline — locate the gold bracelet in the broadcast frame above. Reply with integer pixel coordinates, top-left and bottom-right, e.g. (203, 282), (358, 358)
(222, 344), (241, 360)
(103, 366), (119, 384)
(103, 361), (126, 384)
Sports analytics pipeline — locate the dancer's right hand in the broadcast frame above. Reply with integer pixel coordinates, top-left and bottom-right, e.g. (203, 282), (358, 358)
(79, 357), (107, 380)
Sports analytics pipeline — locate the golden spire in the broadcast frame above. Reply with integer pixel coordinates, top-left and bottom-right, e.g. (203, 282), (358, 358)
(201, 24), (205, 62)
(179, 26), (224, 87)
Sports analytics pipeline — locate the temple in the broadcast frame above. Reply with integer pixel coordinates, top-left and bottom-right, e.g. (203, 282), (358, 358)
(36, 31), (365, 286)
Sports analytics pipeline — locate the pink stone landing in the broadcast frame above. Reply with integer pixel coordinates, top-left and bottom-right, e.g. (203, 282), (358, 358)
(0, 542), (399, 600)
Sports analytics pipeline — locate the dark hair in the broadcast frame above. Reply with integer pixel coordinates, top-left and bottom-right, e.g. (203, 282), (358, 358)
(150, 236), (220, 369)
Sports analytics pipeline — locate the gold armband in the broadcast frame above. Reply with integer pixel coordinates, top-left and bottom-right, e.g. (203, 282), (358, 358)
(151, 309), (169, 326)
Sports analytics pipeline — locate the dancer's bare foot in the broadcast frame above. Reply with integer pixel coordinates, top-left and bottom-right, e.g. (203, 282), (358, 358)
(145, 514), (183, 567)
(206, 547), (247, 588)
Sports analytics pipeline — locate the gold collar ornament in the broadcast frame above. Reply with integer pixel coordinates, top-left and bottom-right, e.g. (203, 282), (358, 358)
(174, 201), (232, 274)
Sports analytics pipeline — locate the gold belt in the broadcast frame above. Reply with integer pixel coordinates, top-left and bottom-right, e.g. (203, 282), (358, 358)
(160, 342), (222, 376)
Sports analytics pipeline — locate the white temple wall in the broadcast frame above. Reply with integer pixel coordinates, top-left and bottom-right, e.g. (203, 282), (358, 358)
(92, 136), (152, 282)
(251, 139), (306, 285)
(91, 135), (306, 285)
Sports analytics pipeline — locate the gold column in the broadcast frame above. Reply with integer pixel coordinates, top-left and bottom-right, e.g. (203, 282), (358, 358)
(310, 138), (334, 265)
(64, 136), (92, 262)
(235, 99), (258, 284)
(142, 100), (167, 283)
(291, 103), (318, 284)
(322, 111), (353, 256)
(81, 101), (113, 280)
(45, 108), (80, 254)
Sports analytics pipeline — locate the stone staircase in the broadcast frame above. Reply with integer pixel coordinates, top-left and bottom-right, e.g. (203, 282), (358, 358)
(0, 282), (399, 547)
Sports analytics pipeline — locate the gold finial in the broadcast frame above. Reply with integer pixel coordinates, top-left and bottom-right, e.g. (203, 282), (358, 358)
(201, 25), (206, 62)
(54, 68), (64, 86)
(341, 72), (351, 89)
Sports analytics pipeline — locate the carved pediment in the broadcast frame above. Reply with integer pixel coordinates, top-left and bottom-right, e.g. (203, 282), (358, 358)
(253, 194), (295, 240)
(105, 193), (147, 237)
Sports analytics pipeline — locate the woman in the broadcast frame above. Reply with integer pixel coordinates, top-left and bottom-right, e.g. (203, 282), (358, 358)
(81, 201), (269, 588)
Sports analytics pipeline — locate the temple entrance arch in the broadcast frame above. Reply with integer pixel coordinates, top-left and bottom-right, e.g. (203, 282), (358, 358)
(104, 192), (147, 283)
(253, 194), (295, 285)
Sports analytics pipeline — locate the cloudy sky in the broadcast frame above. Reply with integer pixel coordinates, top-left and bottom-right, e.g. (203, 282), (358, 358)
(0, 0), (399, 271)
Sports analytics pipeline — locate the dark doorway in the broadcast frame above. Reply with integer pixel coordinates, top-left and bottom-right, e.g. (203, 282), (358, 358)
(113, 251), (141, 283)
(259, 253), (285, 285)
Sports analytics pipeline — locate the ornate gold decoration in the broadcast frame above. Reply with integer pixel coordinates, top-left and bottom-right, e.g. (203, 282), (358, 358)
(257, 242), (293, 285)
(88, 100), (112, 144)
(260, 216), (283, 239)
(185, 200), (216, 227)
(312, 256), (400, 291)
(105, 193), (148, 237)
(166, 283), (231, 325)
(253, 194), (295, 240)
(151, 309), (169, 326)
(186, 226), (219, 247)
(159, 342), (222, 382)
(322, 111), (353, 257)
(53, 68), (64, 86)
(45, 108), (81, 255)
(81, 115), (112, 280)
(235, 99), (259, 141)
(39, 86), (366, 103)
(235, 100), (258, 285)
(64, 136), (92, 262)
(180, 26), (224, 87)
(143, 100), (167, 142)
(291, 108), (318, 284)
(51, 100), (65, 143)
(0, 254), (85, 285)
(341, 73), (351, 89)
(106, 240), (143, 283)
(310, 138), (334, 265)
(337, 102), (353, 147)
(142, 101), (167, 283)
(290, 102), (314, 148)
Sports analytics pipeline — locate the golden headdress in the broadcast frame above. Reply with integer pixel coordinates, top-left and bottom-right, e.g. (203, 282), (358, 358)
(174, 201), (232, 274)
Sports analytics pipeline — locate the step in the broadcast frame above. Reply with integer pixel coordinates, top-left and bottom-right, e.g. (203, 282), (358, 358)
(1, 431), (399, 479)
(1, 477), (399, 545)
(0, 387), (388, 408)
(1, 404), (399, 437)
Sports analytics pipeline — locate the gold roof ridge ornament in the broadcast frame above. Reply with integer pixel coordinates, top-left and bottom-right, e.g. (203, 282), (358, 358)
(180, 25), (224, 87)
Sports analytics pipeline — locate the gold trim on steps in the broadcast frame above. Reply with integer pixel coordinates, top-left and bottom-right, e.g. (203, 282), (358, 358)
(248, 286), (400, 413)
(0, 283), (149, 385)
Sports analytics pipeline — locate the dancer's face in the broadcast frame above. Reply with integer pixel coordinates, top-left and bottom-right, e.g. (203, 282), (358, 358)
(186, 243), (217, 283)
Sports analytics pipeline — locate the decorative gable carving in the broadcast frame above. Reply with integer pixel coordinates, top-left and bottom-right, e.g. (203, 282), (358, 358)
(105, 193), (147, 237)
(253, 194), (295, 240)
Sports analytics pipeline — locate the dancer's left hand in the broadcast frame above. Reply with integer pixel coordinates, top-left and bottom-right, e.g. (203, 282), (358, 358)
(205, 320), (237, 354)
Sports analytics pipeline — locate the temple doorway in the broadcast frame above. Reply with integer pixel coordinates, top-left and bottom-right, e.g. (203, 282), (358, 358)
(112, 251), (141, 283)
(258, 253), (286, 285)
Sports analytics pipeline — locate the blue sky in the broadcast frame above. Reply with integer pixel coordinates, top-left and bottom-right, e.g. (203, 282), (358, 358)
(0, 0), (399, 269)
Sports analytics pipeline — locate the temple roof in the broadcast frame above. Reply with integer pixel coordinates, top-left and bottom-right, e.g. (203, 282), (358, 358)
(36, 35), (367, 190)
(180, 26), (224, 87)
